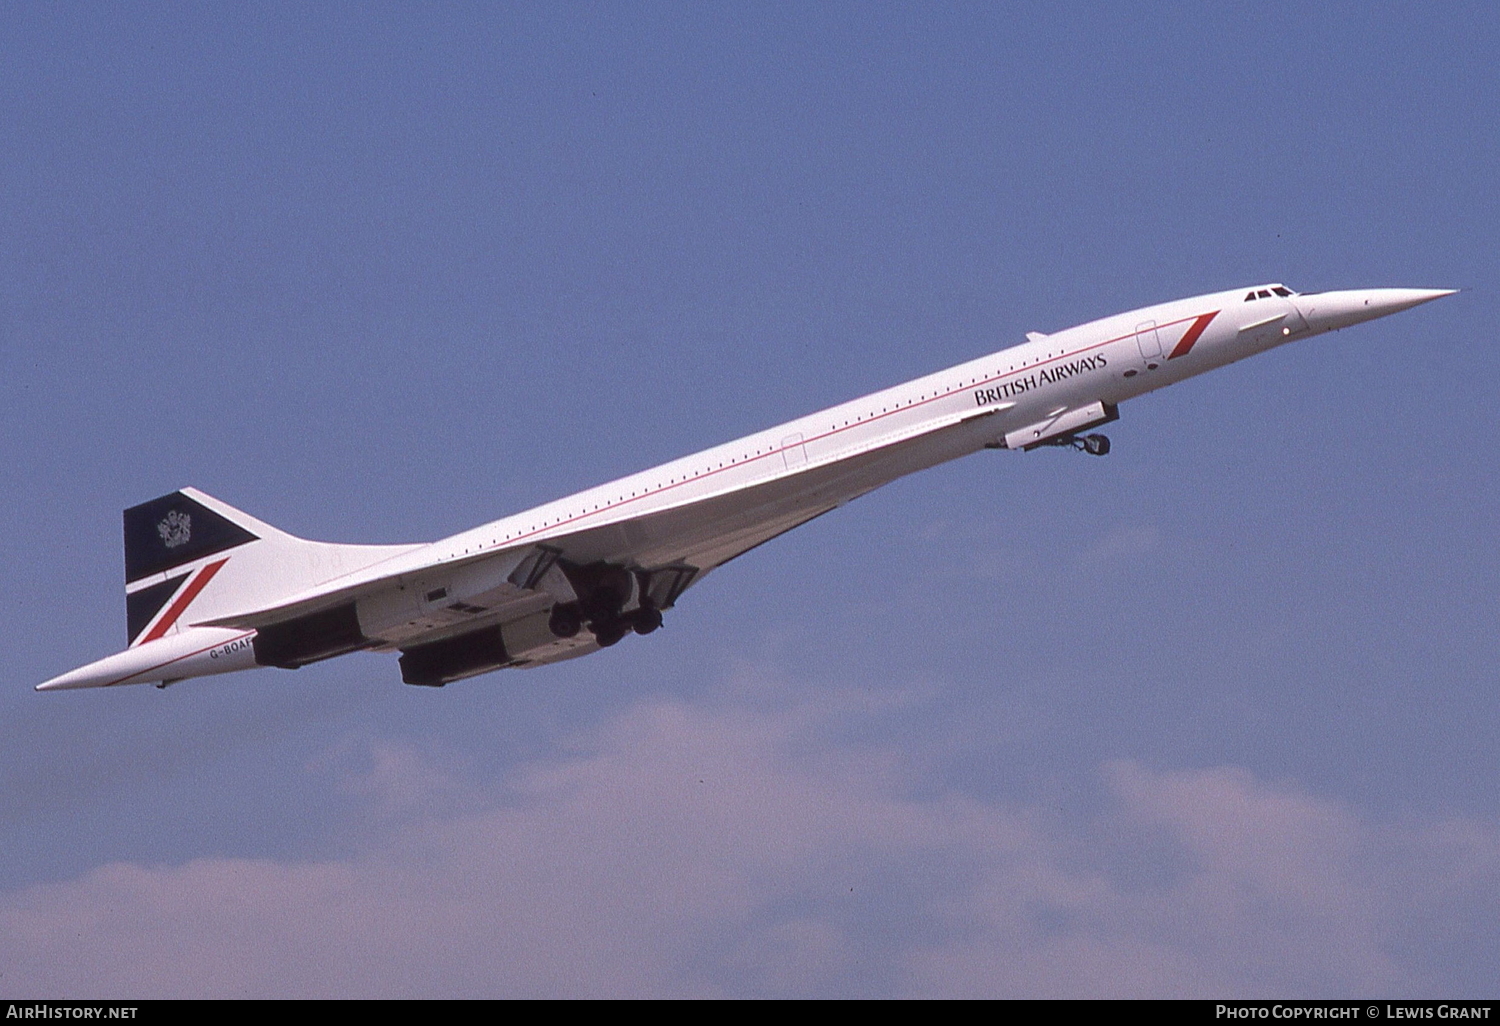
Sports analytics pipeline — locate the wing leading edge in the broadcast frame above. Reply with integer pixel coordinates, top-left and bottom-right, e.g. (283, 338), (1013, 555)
(198, 400), (1003, 682)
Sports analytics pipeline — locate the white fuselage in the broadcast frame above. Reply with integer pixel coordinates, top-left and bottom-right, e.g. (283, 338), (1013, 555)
(37, 284), (1453, 691)
(413, 285), (1410, 568)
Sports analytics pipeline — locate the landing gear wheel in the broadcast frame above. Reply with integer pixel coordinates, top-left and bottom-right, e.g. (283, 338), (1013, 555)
(1082, 433), (1111, 456)
(593, 620), (630, 648)
(549, 605), (583, 638)
(632, 607), (663, 635)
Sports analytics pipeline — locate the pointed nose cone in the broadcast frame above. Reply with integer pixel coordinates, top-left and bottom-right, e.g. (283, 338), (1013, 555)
(1366, 287), (1459, 314)
(1295, 287), (1456, 333)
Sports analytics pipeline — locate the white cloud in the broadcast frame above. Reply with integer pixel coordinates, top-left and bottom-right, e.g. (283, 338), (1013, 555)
(1, 690), (1496, 997)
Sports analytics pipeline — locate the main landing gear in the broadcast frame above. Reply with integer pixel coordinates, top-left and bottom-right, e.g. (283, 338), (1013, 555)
(552, 601), (663, 648)
(589, 604), (663, 648)
(546, 559), (667, 649)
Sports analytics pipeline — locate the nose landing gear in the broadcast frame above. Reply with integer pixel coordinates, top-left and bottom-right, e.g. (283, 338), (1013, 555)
(1040, 432), (1111, 456)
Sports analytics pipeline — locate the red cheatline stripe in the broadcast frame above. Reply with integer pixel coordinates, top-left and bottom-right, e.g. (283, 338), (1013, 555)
(271, 308), (1221, 587)
(140, 558), (229, 644)
(1167, 310), (1219, 359)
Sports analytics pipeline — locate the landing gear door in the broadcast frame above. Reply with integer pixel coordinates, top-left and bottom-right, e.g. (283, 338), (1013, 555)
(642, 564), (698, 611)
(508, 545), (562, 592)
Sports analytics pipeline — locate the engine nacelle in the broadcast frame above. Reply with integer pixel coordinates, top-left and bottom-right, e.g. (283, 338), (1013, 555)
(254, 603), (371, 668)
(355, 551), (530, 644)
(398, 626), (511, 687)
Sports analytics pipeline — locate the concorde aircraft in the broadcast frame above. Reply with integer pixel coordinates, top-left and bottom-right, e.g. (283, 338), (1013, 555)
(38, 284), (1454, 691)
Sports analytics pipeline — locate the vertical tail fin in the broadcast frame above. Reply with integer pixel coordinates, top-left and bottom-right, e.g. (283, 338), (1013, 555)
(122, 489), (419, 646)
(124, 490), (261, 645)
(124, 490), (261, 586)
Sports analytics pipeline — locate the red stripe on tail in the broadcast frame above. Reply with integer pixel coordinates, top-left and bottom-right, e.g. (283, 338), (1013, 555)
(139, 558), (229, 644)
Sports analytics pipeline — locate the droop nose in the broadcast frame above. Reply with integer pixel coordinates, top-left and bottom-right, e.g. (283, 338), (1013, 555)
(1296, 288), (1456, 332)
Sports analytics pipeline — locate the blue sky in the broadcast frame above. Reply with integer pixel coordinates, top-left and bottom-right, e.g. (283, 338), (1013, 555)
(2, 2), (1497, 997)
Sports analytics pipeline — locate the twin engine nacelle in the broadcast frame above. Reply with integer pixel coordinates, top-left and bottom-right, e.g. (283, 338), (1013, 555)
(248, 549), (696, 687)
(395, 559), (694, 688)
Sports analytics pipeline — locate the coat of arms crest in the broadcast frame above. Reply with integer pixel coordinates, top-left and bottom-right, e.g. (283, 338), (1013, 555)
(157, 509), (192, 549)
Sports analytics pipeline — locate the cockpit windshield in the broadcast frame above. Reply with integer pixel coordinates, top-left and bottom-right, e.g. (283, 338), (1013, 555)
(1244, 284), (1297, 302)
